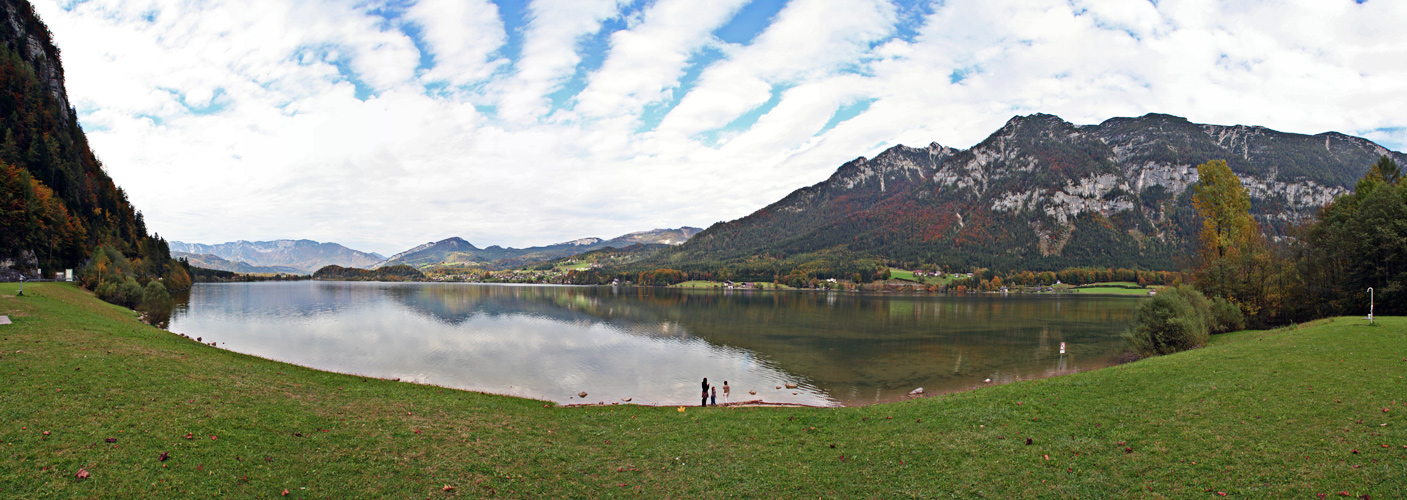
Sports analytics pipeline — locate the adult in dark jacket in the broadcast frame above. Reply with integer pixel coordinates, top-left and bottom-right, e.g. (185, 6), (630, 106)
(701, 378), (710, 407)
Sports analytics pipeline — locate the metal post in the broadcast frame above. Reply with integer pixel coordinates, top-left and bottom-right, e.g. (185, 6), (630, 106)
(1368, 287), (1374, 325)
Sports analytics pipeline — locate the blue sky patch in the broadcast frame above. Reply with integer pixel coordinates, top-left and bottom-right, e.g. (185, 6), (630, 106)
(816, 98), (876, 136)
(714, 0), (788, 45)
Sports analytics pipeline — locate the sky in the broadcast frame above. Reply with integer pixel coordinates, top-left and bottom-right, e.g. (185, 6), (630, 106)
(35, 0), (1407, 256)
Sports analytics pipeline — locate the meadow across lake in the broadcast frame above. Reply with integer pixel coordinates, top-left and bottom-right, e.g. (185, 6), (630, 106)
(2, 283), (1404, 497)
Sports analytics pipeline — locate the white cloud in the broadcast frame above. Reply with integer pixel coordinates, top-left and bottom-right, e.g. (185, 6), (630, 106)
(28, 0), (1407, 256)
(654, 0), (897, 140)
(404, 0), (507, 86)
(493, 0), (628, 123)
(571, 0), (749, 119)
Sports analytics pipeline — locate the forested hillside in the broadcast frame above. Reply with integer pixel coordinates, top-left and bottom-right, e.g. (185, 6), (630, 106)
(0, 0), (159, 275)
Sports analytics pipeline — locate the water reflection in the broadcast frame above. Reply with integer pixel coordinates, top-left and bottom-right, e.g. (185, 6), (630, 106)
(170, 282), (1139, 406)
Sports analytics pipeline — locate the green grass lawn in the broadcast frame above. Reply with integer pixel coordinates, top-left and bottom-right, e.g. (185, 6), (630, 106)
(672, 280), (790, 289)
(1071, 286), (1156, 295)
(889, 269), (954, 285)
(1069, 282), (1158, 295)
(2, 283), (1404, 498)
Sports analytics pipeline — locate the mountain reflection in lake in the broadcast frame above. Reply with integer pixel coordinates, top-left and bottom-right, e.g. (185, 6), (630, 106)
(169, 282), (1139, 406)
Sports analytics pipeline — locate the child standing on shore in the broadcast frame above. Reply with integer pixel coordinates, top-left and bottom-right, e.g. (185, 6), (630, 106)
(710, 385), (717, 406)
(722, 381), (730, 405)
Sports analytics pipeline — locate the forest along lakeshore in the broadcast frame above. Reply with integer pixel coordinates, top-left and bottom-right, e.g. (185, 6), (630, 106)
(166, 281), (1140, 407)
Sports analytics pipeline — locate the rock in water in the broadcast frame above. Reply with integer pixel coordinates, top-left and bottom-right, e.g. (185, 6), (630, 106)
(749, 390), (757, 395)
(785, 382), (799, 389)
(578, 391), (588, 398)
(621, 397), (632, 402)
(909, 387), (924, 395)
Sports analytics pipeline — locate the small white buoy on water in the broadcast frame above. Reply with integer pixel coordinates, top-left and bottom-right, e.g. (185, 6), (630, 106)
(909, 387), (924, 395)
(983, 378), (992, 383)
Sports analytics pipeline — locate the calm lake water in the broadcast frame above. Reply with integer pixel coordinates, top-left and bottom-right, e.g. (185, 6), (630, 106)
(169, 282), (1141, 407)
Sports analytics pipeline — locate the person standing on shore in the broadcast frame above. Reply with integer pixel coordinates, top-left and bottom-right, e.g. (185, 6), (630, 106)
(722, 381), (730, 405)
(710, 385), (717, 406)
(701, 377), (710, 407)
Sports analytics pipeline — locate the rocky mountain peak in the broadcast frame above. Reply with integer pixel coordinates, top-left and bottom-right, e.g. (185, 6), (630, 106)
(667, 112), (1406, 272)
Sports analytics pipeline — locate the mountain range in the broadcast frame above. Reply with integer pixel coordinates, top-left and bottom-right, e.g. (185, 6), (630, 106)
(373, 227), (702, 270)
(648, 113), (1406, 275)
(170, 239), (384, 274)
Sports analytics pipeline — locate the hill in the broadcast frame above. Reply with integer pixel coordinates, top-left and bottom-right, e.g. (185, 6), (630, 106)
(374, 227), (702, 271)
(0, 0), (157, 273)
(650, 113), (1406, 277)
(169, 239), (382, 274)
(2, 282), (1401, 497)
(172, 252), (306, 275)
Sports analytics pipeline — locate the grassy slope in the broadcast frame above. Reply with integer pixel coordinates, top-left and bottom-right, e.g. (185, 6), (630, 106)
(2, 283), (1404, 498)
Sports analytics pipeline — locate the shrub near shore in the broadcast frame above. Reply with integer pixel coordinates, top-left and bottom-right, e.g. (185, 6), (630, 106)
(2, 283), (1404, 498)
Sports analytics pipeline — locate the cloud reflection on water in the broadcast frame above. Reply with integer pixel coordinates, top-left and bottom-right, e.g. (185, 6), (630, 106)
(170, 282), (1138, 406)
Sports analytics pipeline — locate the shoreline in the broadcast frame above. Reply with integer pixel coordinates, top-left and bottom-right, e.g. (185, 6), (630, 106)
(3, 282), (1400, 497)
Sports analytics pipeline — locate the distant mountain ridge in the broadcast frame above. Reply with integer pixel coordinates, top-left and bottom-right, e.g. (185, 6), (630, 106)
(174, 252), (305, 275)
(649, 113), (1405, 274)
(374, 227), (702, 270)
(170, 239), (383, 274)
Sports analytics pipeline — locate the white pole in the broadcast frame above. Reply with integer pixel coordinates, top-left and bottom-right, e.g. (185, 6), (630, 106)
(1368, 287), (1374, 325)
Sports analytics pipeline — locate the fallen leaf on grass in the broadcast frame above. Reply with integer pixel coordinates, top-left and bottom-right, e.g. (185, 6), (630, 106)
(1125, 448), (1133, 453)
(75, 469), (89, 480)
(1043, 455), (1049, 460)
(1217, 492), (1226, 496)
(104, 438), (116, 443)
(442, 485), (455, 492)
(210, 435), (217, 441)
(1026, 438), (1033, 445)
(184, 433), (193, 440)
(158, 452), (168, 462)
(282, 489), (289, 496)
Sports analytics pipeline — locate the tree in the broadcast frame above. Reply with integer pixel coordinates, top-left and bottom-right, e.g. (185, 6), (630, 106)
(1191, 159), (1281, 323)
(1368, 155), (1402, 185)
(1192, 160), (1257, 263)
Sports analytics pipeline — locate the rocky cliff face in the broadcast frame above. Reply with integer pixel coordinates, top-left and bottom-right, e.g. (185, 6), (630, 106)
(0, 1), (67, 119)
(667, 113), (1406, 271)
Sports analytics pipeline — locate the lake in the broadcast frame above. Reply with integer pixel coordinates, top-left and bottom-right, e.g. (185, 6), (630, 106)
(168, 281), (1141, 407)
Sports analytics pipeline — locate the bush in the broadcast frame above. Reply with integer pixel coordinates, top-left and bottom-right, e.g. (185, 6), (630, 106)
(111, 277), (145, 309)
(141, 280), (173, 312)
(1207, 297), (1246, 334)
(1123, 285), (1210, 357)
(94, 282), (116, 302)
